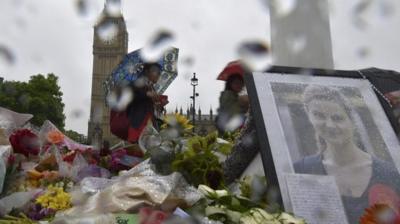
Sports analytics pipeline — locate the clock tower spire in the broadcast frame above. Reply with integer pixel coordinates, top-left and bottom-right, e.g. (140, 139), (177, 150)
(88, 0), (128, 146)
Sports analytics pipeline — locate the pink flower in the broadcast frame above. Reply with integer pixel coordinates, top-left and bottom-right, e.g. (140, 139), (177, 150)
(139, 207), (169, 224)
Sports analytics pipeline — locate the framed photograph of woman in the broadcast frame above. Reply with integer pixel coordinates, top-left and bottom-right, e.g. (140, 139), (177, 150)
(246, 72), (400, 223)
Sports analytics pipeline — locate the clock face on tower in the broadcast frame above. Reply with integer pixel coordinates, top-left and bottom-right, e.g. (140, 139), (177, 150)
(96, 21), (119, 46)
(103, 36), (116, 45)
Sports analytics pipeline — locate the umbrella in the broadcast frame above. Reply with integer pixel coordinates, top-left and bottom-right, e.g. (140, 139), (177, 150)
(217, 60), (245, 81)
(104, 47), (179, 96)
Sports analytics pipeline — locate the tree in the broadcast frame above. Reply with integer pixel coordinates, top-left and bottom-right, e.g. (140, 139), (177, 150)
(0, 74), (66, 130)
(65, 130), (87, 144)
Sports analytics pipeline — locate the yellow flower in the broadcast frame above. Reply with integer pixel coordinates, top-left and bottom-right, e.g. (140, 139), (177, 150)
(162, 113), (194, 131)
(35, 186), (71, 211)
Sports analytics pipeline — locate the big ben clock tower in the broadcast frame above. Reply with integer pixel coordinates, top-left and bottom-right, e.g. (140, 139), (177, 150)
(88, 0), (128, 146)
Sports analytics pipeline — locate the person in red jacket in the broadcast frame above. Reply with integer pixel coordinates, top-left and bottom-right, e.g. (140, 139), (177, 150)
(110, 63), (168, 143)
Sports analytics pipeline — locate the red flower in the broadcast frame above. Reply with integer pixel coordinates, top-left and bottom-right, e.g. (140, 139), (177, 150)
(369, 184), (400, 209)
(63, 150), (78, 163)
(360, 204), (400, 224)
(9, 129), (40, 157)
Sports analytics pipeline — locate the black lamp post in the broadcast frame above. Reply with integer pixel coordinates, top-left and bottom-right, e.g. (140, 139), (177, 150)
(190, 73), (199, 131)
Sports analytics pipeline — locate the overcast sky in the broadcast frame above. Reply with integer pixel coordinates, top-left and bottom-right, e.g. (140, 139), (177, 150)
(0, 0), (399, 134)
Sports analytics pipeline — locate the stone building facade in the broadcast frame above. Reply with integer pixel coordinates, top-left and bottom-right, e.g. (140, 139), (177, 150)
(87, 1), (128, 146)
(172, 106), (217, 136)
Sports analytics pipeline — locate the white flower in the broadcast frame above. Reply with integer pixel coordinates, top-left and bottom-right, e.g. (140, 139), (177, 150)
(215, 190), (229, 198)
(278, 212), (306, 224)
(239, 208), (280, 224)
(226, 210), (242, 223)
(198, 185), (217, 198)
(205, 205), (227, 217)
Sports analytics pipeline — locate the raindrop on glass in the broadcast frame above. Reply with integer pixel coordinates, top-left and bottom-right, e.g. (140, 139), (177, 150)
(267, 186), (281, 204)
(225, 115), (244, 132)
(0, 114), (12, 129)
(241, 134), (254, 148)
(134, 77), (147, 88)
(352, 0), (391, 29)
(313, 207), (328, 221)
(357, 46), (370, 58)
(15, 17), (27, 29)
(0, 45), (15, 67)
(378, 0), (395, 18)
(27, 3), (38, 14)
(376, 206), (397, 223)
(162, 128), (180, 139)
(105, 0), (122, 16)
(3, 83), (17, 96)
(97, 22), (119, 42)
(75, 0), (103, 23)
(191, 21), (201, 30)
(299, 69), (313, 82)
(182, 57), (195, 66)
(287, 35), (307, 54)
(166, 115), (178, 126)
(106, 86), (134, 111)
(12, 0), (25, 8)
(18, 94), (29, 107)
(269, 0), (298, 17)
(31, 54), (43, 64)
(70, 109), (84, 119)
(238, 41), (272, 71)
(141, 30), (175, 63)
(184, 73), (192, 81)
(92, 105), (104, 123)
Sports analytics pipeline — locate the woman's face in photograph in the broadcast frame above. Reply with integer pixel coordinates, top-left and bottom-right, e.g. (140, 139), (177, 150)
(308, 99), (354, 145)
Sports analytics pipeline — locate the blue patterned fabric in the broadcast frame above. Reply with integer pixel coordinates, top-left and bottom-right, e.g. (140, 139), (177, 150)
(104, 47), (179, 100)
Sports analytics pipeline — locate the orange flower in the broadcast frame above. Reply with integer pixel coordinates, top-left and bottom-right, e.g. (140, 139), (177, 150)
(47, 130), (65, 144)
(27, 169), (44, 180)
(360, 204), (400, 224)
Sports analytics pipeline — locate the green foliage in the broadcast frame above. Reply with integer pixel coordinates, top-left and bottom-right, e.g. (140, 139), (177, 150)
(0, 74), (65, 130)
(172, 132), (229, 189)
(0, 214), (38, 224)
(188, 131), (233, 156)
(239, 176), (268, 208)
(239, 177), (252, 199)
(65, 130), (87, 144)
(221, 130), (240, 143)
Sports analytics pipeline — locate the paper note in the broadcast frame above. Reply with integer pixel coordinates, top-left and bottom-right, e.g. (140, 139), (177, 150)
(285, 173), (348, 224)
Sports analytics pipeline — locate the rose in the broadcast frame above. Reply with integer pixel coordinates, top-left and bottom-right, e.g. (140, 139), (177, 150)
(9, 129), (40, 157)
(63, 150), (78, 163)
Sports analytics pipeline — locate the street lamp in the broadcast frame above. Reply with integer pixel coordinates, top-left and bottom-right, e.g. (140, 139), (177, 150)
(190, 73), (199, 131)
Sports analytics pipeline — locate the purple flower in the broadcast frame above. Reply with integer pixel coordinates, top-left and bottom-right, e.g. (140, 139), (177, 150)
(27, 204), (55, 220)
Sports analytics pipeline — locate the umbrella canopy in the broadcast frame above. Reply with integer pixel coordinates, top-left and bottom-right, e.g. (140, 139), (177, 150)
(217, 60), (245, 81)
(104, 47), (179, 96)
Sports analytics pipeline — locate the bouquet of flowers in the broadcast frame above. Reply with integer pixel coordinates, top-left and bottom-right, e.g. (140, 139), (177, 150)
(192, 184), (305, 224)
